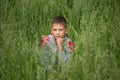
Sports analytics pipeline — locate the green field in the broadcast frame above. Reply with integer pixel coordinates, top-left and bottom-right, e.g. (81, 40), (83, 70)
(0, 0), (120, 80)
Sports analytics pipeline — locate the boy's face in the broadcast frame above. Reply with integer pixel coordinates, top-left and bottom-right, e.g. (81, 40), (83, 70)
(51, 23), (68, 39)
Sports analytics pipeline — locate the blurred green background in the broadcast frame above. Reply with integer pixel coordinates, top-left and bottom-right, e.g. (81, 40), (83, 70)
(0, 0), (120, 80)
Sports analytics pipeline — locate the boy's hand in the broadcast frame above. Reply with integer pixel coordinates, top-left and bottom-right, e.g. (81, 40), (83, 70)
(56, 37), (64, 51)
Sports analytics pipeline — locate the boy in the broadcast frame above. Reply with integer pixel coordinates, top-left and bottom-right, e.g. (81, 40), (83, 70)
(41, 16), (75, 66)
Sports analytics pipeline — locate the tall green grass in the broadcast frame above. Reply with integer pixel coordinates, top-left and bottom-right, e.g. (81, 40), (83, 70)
(0, 0), (120, 80)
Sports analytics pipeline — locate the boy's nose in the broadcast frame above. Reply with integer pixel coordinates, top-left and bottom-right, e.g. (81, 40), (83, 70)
(56, 30), (60, 34)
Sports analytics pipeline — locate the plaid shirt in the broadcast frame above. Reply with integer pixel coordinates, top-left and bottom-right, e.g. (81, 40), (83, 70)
(41, 34), (75, 65)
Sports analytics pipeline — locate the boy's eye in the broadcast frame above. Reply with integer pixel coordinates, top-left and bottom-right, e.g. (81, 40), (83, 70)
(53, 29), (57, 31)
(59, 29), (63, 31)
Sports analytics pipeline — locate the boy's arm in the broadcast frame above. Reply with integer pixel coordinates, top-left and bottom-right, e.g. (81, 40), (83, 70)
(41, 35), (51, 66)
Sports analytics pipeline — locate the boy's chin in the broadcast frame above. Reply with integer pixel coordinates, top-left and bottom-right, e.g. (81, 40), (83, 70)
(55, 36), (64, 39)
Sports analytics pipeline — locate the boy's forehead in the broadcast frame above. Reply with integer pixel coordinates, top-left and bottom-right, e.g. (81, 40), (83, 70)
(51, 23), (66, 28)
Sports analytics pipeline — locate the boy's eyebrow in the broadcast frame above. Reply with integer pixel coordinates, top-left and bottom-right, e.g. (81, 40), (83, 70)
(59, 29), (63, 30)
(52, 29), (57, 31)
(52, 29), (64, 30)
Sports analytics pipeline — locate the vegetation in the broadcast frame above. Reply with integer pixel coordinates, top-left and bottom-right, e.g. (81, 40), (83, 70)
(0, 0), (120, 80)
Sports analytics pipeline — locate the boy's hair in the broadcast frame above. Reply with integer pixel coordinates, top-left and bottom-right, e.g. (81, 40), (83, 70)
(51, 16), (67, 28)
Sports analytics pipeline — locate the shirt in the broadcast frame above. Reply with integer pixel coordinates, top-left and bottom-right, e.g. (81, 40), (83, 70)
(41, 34), (75, 65)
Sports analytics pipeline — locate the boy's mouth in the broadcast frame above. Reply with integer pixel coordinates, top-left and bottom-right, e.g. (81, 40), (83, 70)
(55, 36), (60, 38)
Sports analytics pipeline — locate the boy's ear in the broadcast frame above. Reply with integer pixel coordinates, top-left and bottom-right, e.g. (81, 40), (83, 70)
(50, 27), (52, 34)
(65, 28), (68, 34)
